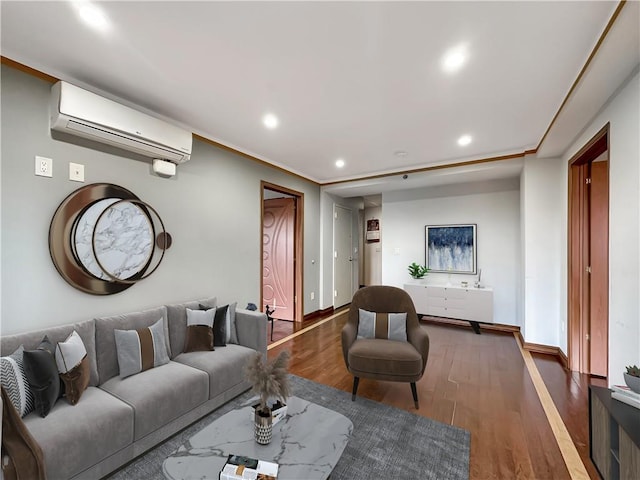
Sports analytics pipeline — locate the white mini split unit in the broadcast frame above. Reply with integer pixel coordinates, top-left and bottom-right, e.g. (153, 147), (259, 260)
(50, 81), (192, 165)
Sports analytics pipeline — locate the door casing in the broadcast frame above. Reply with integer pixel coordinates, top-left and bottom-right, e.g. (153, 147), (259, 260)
(567, 123), (609, 377)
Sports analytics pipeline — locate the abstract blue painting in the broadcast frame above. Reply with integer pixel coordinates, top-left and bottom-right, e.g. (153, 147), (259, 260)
(425, 224), (477, 274)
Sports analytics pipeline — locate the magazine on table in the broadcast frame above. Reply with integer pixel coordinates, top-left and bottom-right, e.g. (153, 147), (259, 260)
(219, 454), (278, 480)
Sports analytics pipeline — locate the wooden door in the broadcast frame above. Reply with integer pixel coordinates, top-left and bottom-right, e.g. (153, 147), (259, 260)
(589, 160), (609, 377)
(263, 198), (295, 321)
(569, 162), (590, 372)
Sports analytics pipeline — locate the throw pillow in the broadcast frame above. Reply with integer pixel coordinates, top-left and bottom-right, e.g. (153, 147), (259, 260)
(23, 336), (61, 418)
(201, 304), (229, 347)
(387, 312), (408, 342)
(357, 309), (408, 341)
(184, 307), (215, 352)
(357, 309), (376, 339)
(55, 331), (90, 405)
(0, 346), (35, 417)
(227, 302), (238, 344)
(114, 318), (170, 379)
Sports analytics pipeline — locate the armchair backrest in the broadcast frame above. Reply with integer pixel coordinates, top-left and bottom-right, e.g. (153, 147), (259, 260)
(347, 285), (420, 332)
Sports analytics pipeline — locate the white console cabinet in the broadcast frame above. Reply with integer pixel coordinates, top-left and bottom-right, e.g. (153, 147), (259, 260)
(404, 283), (493, 333)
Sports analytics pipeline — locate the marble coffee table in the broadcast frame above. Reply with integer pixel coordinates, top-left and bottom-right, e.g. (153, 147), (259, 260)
(163, 396), (353, 480)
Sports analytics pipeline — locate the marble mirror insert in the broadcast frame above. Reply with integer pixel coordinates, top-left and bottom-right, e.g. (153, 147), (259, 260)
(78, 199), (154, 280)
(92, 199), (165, 284)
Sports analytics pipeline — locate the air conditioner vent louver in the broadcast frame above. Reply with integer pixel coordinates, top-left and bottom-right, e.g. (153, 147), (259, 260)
(50, 81), (192, 163)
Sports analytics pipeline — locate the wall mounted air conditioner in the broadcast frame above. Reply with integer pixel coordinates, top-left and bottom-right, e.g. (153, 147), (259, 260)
(50, 81), (192, 163)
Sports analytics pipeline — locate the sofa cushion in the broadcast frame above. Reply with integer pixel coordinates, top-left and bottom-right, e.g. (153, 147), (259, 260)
(23, 336), (61, 418)
(95, 306), (170, 384)
(56, 331), (90, 405)
(1, 346), (35, 417)
(114, 318), (170, 378)
(166, 297), (216, 358)
(23, 386), (134, 480)
(174, 344), (255, 399)
(99, 361), (208, 441)
(348, 338), (422, 378)
(1, 319), (99, 387)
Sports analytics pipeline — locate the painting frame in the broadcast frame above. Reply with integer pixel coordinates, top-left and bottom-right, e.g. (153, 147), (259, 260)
(425, 224), (477, 274)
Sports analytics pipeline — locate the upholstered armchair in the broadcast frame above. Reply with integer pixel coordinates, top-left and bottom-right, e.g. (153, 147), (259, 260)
(341, 285), (429, 409)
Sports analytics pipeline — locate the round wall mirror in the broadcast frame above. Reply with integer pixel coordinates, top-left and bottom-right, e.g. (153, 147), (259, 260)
(49, 183), (169, 295)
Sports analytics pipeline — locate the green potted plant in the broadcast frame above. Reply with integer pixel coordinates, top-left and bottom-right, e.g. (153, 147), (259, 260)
(244, 351), (290, 444)
(408, 262), (429, 280)
(624, 365), (640, 393)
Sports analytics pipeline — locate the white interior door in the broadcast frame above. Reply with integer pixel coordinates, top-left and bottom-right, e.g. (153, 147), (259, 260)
(334, 205), (353, 308)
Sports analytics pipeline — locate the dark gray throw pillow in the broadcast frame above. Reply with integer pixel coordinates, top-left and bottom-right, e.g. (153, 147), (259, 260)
(200, 303), (229, 347)
(23, 336), (61, 418)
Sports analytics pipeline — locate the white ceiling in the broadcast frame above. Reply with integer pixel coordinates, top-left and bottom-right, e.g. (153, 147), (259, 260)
(1, 1), (638, 193)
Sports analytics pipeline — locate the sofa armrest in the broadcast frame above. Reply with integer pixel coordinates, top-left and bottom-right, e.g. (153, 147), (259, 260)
(235, 309), (267, 357)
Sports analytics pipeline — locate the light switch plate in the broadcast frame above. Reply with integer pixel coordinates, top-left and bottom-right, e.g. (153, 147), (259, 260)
(69, 162), (85, 182)
(35, 156), (52, 177)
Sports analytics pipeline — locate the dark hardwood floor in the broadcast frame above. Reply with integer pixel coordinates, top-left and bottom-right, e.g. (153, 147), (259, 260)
(268, 311), (602, 480)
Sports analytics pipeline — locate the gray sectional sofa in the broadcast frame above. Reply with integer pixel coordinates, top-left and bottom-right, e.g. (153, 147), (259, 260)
(0, 297), (267, 480)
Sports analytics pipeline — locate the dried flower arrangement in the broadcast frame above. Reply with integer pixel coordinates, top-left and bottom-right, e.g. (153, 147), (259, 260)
(244, 350), (291, 415)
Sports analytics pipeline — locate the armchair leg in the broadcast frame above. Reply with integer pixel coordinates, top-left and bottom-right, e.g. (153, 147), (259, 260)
(410, 382), (419, 409)
(351, 377), (360, 401)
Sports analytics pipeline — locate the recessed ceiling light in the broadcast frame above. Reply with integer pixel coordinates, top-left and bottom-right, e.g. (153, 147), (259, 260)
(335, 159), (345, 168)
(263, 113), (279, 129)
(76, 2), (110, 31)
(457, 135), (472, 146)
(394, 150), (408, 158)
(442, 44), (468, 73)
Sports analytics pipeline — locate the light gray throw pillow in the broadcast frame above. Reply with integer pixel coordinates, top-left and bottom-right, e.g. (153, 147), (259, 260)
(114, 318), (169, 379)
(227, 302), (238, 344)
(357, 309), (376, 339)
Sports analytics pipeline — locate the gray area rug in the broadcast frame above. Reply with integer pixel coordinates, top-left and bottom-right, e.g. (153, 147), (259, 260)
(108, 375), (470, 480)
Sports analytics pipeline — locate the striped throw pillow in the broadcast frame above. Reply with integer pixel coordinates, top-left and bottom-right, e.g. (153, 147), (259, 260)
(1, 346), (35, 417)
(357, 309), (408, 342)
(114, 318), (169, 379)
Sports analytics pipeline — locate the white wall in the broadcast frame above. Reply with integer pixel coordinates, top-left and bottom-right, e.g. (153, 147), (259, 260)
(382, 181), (521, 326)
(561, 70), (640, 386)
(363, 206), (382, 285)
(521, 155), (564, 346)
(0, 65), (321, 334)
